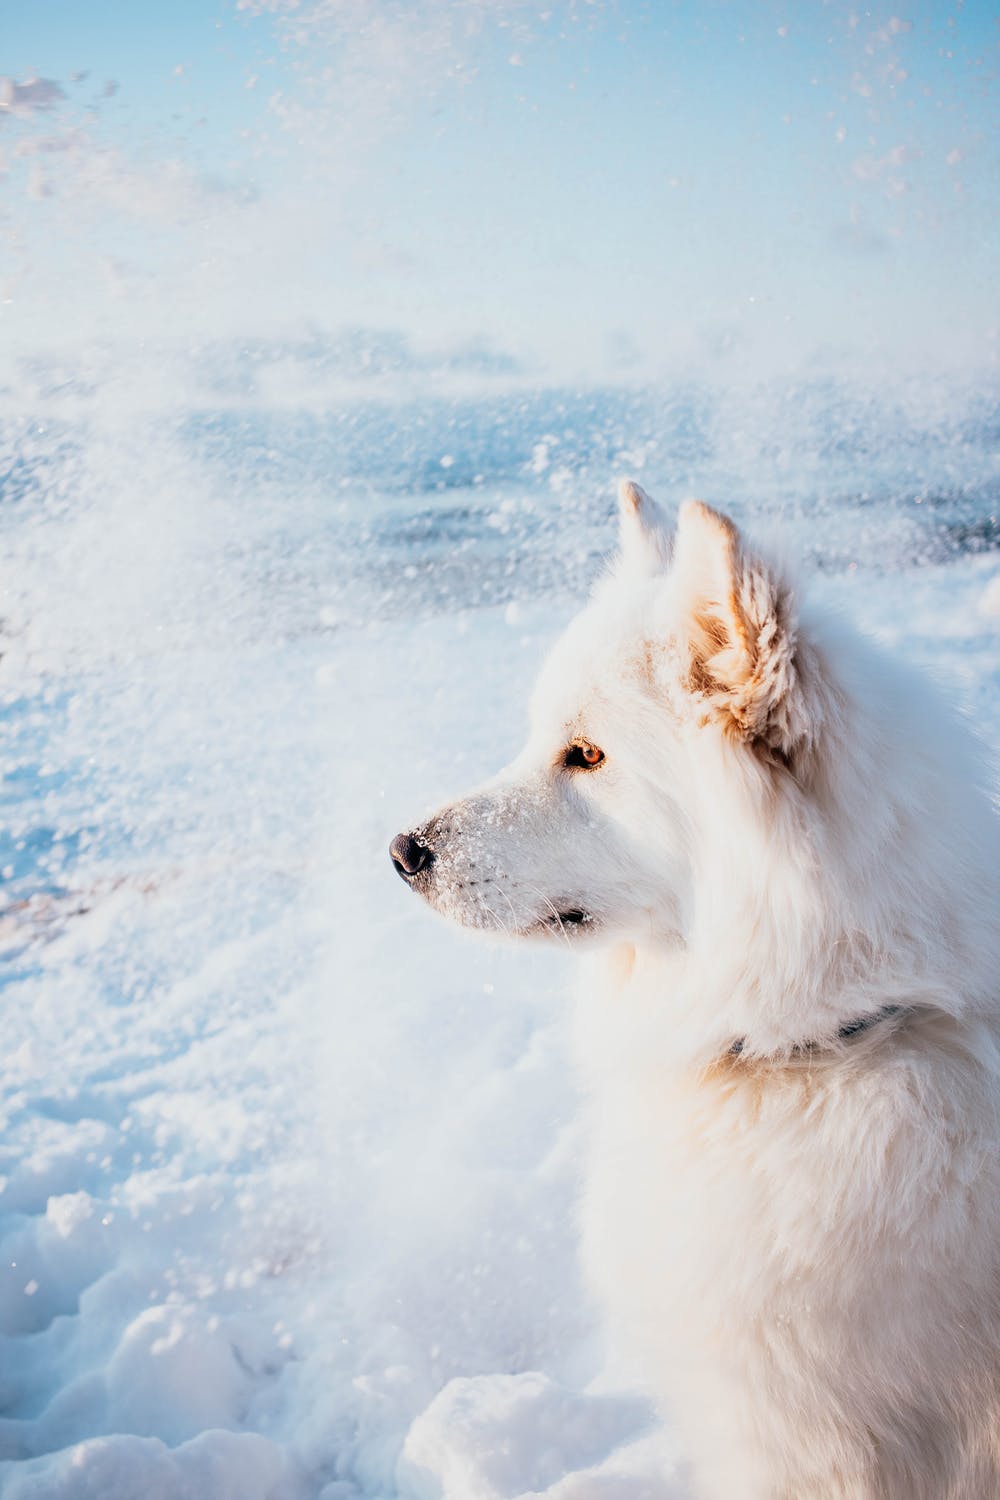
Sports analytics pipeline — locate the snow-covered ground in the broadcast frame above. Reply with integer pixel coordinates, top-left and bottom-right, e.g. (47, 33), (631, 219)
(1, 375), (998, 1498)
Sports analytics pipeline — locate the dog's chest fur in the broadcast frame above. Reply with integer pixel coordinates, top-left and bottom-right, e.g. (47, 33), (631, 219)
(572, 945), (1000, 1499)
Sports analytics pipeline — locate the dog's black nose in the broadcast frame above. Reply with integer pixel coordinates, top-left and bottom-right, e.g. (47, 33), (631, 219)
(390, 832), (434, 880)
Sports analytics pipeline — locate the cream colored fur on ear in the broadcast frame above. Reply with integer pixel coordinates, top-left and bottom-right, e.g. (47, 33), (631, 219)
(616, 478), (673, 575)
(672, 499), (809, 757)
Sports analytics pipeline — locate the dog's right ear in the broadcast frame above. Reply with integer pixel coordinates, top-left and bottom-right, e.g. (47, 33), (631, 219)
(617, 479), (672, 575)
(668, 500), (811, 760)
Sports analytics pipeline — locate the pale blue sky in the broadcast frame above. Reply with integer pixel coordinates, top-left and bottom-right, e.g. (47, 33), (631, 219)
(2, 0), (997, 380)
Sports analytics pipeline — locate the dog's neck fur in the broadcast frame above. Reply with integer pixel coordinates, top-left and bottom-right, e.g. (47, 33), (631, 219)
(603, 614), (1000, 1070)
(727, 1005), (907, 1061)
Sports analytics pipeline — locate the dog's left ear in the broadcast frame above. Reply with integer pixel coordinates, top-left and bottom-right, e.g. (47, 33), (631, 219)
(671, 500), (808, 757)
(617, 479), (672, 575)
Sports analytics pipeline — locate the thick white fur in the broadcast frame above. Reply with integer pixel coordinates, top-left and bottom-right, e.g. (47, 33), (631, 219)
(396, 485), (1000, 1499)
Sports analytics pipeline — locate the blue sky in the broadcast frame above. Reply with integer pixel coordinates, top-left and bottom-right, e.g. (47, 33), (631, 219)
(2, 0), (997, 380)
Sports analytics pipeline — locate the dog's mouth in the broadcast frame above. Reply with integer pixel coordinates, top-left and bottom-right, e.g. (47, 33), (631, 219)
(534, 907), (597, 936)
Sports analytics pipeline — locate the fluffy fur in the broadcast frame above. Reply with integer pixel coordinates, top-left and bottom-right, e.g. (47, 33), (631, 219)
(391, 483), (1000, 1499)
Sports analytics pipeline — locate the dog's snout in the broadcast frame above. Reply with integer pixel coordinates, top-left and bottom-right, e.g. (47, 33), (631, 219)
(390, 831), (435, 880)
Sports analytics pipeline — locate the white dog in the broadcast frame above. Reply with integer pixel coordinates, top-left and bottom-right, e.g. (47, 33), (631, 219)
(390, 483), (1000, 1499)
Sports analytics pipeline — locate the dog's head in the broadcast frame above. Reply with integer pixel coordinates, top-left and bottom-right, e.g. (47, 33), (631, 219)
(390, 483), (813, 947)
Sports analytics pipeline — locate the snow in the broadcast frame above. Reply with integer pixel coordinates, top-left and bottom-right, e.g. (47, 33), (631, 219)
(1, 378), (998, 1496)
(398, 1373), (680, 1500)
(5, 1431), (296, 1500)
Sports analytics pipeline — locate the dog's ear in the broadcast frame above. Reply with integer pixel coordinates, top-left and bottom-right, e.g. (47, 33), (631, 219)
(617, 479), (672, 575)
(671, 500), (807, 757)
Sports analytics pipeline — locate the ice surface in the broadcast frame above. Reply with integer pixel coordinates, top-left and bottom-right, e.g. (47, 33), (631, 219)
(0, 376), (998, 1497)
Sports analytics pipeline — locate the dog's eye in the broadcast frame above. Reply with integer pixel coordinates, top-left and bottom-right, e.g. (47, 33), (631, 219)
(564, 740), (606, 770)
